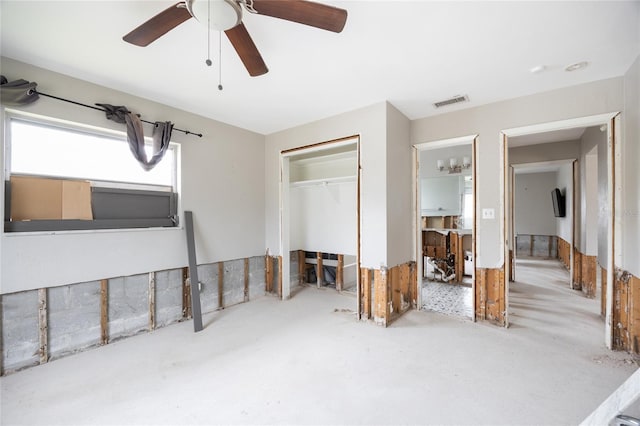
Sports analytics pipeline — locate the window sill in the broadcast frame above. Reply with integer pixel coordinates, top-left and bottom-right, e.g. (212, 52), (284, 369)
(4, 218), (178, 235)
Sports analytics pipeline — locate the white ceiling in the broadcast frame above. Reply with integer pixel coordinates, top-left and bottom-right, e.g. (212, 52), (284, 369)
(1, 1), (639, 135)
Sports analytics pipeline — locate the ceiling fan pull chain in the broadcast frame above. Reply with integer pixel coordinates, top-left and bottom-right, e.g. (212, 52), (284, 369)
(205, 0), (213, 66)
(218, 31), (223, 90)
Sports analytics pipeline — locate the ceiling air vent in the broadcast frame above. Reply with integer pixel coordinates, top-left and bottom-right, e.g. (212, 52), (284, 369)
(433, 95), (469, 109)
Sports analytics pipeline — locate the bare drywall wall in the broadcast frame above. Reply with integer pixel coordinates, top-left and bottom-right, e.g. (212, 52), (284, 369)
(514, 172), (557, 236)
(622, 55), (640, 277)
(411, 77), (624, 268)
(0, 58), (265, 294)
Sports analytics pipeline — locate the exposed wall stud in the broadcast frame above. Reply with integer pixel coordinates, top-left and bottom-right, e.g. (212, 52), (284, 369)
(316, 252), (324, 288)
(278, 256), (283, 298)
(362, 268), (372, 319)
(244, 258), (250, 302)
(149, 271), (156, 330)
(266, 250), (273, 293)
(336, 254), (344, 291)
(100, 279), (109, 345)
(218, 262), (224, 309)
(298, 250), (306, 285)
(373, 267), (389, 327)
(37, 288), (48, 364)
(182, 267), (192, 319)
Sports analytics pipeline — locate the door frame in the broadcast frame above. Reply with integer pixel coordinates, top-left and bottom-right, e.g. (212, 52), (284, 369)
(502, 112), (620, 348)
(279, 135), (361, 311)
(413, 135), (478, 320)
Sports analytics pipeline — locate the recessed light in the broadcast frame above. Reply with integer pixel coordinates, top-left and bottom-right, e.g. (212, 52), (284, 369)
(530, 65), (546, 74)
(565, 61), (589, 72)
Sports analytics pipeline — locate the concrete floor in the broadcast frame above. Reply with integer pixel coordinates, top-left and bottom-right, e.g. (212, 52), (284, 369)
(1, 258), (638, 425)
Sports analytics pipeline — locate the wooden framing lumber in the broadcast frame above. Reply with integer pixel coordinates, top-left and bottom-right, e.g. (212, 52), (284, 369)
(581, 255), (597, 299)
(316, 252), (324, 288)
(475, 267), (505, 326)
(37, 288), (48, 364)
(573, 248), (582, 290)
(336, 254), (344, 291)
(373, 267), (389, 326)
(244, 258), (250, 302)
(265, 251), (273, 293)
(218, 262), (224, 309)
(601, 267), (607, 318)
(278, 256), (283, 298)
(100, 279), (109, 345)
(148, 271), (156, 331)
(298, 250), (306, 285)
(361, 268), (372, 320)
(182, 267), (191, 319)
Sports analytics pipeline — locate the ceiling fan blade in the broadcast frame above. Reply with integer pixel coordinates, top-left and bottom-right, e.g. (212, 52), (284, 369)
(225, 23), (269, 77)
(123, 2), (192, 47)
(251, 0), (347, 33)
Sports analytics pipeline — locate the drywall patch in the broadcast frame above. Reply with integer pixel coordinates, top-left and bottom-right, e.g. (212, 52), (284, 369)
(155, 269), (183, 328)
(1, 290), (39, 372)
(108, 274), (149, 341)
(48, 281), (101, 359)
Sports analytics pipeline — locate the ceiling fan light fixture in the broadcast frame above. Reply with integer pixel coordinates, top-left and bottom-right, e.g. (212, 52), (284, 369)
(187, 0), (242, 31)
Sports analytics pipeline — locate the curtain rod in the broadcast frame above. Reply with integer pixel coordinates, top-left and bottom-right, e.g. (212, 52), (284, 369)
(33, 90), (203, 138)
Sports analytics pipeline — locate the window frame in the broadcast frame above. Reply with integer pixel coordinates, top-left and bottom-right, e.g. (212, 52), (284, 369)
(3, 110), (180, 233)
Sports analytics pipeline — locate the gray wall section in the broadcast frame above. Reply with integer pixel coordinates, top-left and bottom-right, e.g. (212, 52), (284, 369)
(1, 290), (39, 371)
(249, 256), (265, 300)
(515, 235), (558, 258)
(1, 256), (265, 375)
(197, 263), (220, 314)
(155, 269), (183, 328)
(108, 274), (149, 341)
(223, 259), (245, 307)
(48, 281), (101, 359)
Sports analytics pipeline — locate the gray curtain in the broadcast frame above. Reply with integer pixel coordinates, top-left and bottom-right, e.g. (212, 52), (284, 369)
(0, 75), (39, 106)
(98, 104), (173, 171)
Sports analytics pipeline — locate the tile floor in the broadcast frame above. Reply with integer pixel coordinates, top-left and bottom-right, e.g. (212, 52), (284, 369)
(421, 279), (473, 319)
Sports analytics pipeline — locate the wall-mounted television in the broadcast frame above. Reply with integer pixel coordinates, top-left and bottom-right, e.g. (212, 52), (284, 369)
(551, 188), (566, 218)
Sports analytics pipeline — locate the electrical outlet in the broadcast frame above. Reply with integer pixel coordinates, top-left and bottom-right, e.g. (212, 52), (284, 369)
(482, 208), (495, 219)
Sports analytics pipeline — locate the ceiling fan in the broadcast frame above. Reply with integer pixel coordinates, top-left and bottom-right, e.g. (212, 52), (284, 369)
(123, 0), (348, 77)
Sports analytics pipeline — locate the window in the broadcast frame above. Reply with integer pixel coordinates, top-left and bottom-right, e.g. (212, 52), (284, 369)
(4, 114), (179, 232)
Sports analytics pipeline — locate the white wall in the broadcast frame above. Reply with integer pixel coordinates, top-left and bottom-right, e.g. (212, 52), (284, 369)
(0, 58), (265, 294)
(622, 55), (640, 277)
(386, 103), (412, 267)
(290, 180), (357, 255)
(514, 172), (557, 236)
(411, 77), (624, 268)
(265, 103), (388, 269)
(556, 164), (573, 243)
(584, 152), (599, 255)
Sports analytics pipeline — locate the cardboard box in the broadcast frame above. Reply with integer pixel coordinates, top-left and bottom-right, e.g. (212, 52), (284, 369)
(10, 176), (93, 221)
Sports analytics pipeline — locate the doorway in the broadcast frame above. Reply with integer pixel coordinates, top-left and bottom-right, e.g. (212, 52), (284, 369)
(279, 136), (361, 313)
(414, 136), (477, 320)
(503, 112), (620, 347)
